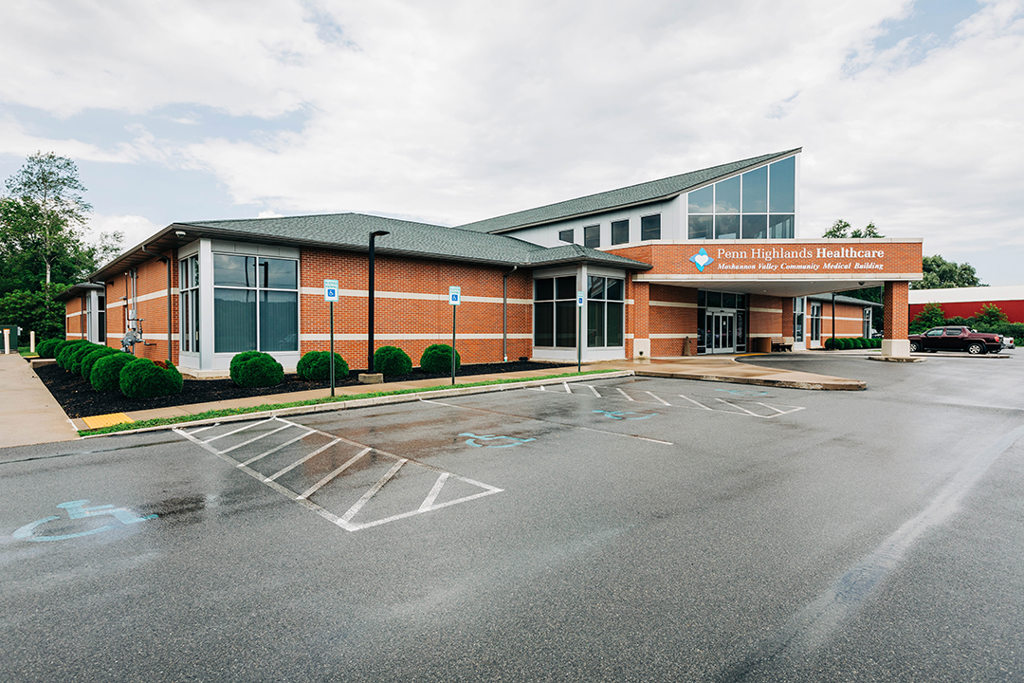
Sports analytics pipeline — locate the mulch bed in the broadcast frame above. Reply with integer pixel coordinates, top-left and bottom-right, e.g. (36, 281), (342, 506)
(35, 360), (553, 419)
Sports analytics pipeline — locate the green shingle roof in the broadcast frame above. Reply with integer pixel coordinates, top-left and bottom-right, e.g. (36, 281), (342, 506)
(176, 213), (648, 270)
(457, 149), (801, 234)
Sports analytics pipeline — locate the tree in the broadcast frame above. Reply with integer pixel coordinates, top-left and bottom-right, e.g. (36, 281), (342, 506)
(823, 219), (883, 239)
(971, 303), (1008, 328)
(910, 302), (946, 333)
(913, 255), (984, 290)
(4, 152), (92, 286)
(0, 287), (68, 343)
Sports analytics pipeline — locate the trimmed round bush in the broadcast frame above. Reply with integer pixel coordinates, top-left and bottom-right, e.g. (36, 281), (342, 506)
(36, 338), (62, 358)
(80, 346), (118, 381)
(90, 352), (137, 392)
(373, 346), (412, 377)
(230, 351), (283, 388)
(119, 358), (184, 398)
(296, 351), (349, 381)
(56, 340), (89, 369)
(419, 344), (461, 374)
(823, 338), (836, 350)
(68, 342), (101, 375)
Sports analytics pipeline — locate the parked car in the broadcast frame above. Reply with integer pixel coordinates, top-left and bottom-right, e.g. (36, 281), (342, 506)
(908, 326), (1003, 354)
(1004, 336), (1015, 349)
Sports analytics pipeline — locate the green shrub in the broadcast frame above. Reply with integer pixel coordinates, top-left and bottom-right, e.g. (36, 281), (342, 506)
(68, 342), (101, 374)
(119, 358), (184, 398)
(373, 346), (412, 377)
(419, 344), (461, 374)
(874, 338), (883, 348)
(80, 346), (118, 380)
(230, 351), (283, 387)
(90, 352), (137, 392)
(56, 340), (88, 369)
(823, 338), (836, 350)
(36, 338), (62, 358)
(841, 338), (854, 350)
(296, 351), (349, 381)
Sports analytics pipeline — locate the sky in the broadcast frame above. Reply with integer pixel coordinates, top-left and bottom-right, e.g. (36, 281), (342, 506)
(1, 0), (1021, 284)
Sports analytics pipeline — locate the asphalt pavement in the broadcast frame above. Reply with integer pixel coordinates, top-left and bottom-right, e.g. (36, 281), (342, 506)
(2, 352), (1022, 680)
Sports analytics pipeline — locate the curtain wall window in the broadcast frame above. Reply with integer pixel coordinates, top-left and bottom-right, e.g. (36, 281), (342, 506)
(179, 255), (200, 353)
(213, 254), (298, 353)
(686, 156), (796, 240)
(534, 276), (577, 348)
(587, 276), (624, 347)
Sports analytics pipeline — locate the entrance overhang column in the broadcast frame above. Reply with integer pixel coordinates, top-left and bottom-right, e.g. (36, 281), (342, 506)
(882, 281), (910, 358)
(630, 279), (650, 359)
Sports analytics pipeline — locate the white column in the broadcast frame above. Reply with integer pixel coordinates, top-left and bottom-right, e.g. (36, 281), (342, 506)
(198, 239), (215, 370)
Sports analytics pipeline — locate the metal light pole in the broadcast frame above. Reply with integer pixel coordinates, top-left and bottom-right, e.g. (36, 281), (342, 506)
(367, 230), (389, 373)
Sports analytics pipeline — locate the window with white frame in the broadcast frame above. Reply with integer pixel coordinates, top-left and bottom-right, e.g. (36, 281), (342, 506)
(179, 255), (200, 353)
(213, 254), (298, 353)
(686, 156), (796, 240)
(587, 276), (624, 347)
(533, 276), (576, 348)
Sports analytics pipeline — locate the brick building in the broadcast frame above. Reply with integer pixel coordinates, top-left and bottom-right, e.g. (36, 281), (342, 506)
(59, 149), (922, 375)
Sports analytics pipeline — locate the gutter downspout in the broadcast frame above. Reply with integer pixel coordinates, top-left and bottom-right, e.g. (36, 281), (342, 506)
(503, 265), (518, 362)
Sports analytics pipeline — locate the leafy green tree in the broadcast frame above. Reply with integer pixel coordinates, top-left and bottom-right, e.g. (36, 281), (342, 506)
(970, 303), (1008, 328)
(3, 152), (92, 287)
(823, 219), (883, 238)
(910, 302), (946, 333)
(0, 287), (68, 343)
(913, 255), (984, 289)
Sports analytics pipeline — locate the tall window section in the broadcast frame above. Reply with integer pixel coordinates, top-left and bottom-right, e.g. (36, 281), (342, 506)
(179, 255), (200, 353)
(587, 276), (624, 347)
(213, 254), (298, 353)
(641, 214), (661, 240)
(686, 156), (796, 240)
(533, 276), (576, 348)
(583, 225), (600, 248)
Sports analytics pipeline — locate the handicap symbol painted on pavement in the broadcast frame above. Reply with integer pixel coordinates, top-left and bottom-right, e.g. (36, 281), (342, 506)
(593, 409), (656, 420)
(716, 389), (770, 397)
(12, 500), (158, 542)
(458, 433), (536, 448)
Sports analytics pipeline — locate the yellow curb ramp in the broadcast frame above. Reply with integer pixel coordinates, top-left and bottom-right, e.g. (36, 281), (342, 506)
(81, 412), (134, 429)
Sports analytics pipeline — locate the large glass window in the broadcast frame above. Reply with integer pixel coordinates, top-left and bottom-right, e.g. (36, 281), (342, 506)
(584, 225), (600, 248)
(179, 255), (200, 353)
(558, 228), (574, 244)
(534, 276), (577, 348)
(586, 276), (624, 347)
(611, 219), (629, 245)
(641, 214), (661, 240)
(213, 254), (298, 353)
(686, 156), (796, 240)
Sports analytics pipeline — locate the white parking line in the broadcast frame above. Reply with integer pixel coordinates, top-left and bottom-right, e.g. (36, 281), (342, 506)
(340, 459), (407, 524)
(265, 438), (342, 482)
(297, 447), (371, 500)
(204, 418), (275, 444)
(237, 429), (316, 467)
(579, 384), (600, 397)
(677, 394), (713, 410)
(562, 382), (571, 393)
(616, 388), (635, 401)
(715, 398), (760, 416)
(645, 391), (672, 406)
(221, 423), (292, 454)
(418, 472), (450, 512)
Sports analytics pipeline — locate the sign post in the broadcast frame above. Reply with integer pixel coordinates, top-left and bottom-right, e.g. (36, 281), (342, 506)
(577, 291), (584, 372)
(449, 286), (461, 385)
(324, 279), (339, 396)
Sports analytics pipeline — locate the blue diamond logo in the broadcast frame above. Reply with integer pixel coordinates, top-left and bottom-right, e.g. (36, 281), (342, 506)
(689, 248), (714, 272)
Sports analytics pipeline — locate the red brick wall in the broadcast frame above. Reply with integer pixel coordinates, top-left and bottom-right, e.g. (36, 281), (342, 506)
(884, 282), (909, 340)
(300, 249), (533, 366)
(648, 285), (697, 356)
(64, 295), (86, 339)
(103, 251), (178, 362)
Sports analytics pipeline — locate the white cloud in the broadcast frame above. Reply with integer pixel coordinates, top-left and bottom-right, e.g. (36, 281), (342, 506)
(85, 213), (162, 252)
(2, 0), (1023, 283)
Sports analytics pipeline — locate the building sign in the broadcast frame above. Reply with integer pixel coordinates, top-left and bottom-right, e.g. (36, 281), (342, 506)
(667, 241), (921, 277)
(449, 286), (461, 305)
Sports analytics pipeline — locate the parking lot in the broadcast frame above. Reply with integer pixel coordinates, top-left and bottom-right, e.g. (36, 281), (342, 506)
(3, 356), (1024, 680)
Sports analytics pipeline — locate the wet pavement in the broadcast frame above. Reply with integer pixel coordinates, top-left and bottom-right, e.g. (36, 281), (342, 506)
(2, 353), (1023, 680)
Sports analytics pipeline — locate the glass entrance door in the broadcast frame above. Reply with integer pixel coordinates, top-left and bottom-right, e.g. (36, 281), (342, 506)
(709, 311), (736, 353)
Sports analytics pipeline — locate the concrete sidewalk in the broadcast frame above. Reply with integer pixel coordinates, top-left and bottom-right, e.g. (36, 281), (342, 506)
(0, 354), (79, 448)
(2, 352), (866, 445)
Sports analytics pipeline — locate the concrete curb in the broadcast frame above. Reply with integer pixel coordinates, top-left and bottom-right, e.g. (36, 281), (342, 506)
(634, 369), (866, 391)
(79, 370), (635, 438)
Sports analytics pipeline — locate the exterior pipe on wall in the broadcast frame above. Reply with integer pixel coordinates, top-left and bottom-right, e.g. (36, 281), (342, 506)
(160, 254), (172, 361)
(503, 265), (518, 362)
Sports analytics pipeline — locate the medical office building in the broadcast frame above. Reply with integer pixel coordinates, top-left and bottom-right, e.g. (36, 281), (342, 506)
(60, 148), (922, 375)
